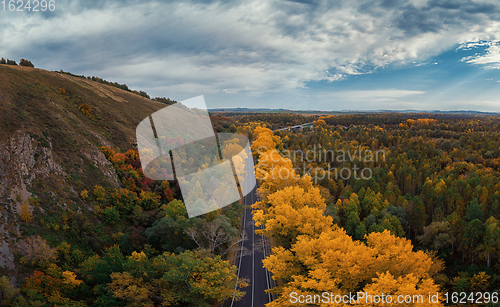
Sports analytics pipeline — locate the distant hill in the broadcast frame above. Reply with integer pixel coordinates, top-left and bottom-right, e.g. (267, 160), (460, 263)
(210, 108), (500, 116)
(368, 109), (500, 115)
(210, 107), (288, 113)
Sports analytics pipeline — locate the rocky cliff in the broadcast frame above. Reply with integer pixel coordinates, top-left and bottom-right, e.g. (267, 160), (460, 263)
(0, 65), (165, 273)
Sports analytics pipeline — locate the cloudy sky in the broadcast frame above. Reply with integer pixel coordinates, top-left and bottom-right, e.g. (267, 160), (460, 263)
(2, 0), (500, 111)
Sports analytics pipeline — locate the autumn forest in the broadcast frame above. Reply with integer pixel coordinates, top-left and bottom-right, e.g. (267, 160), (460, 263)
(2, 109), (500, 306)
(246, 113), (500, 306)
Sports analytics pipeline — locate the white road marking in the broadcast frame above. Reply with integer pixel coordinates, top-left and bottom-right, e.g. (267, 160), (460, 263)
(230, 193), (247, 307)
(251, 191), (255, 307)
(229, 153), (275, 307)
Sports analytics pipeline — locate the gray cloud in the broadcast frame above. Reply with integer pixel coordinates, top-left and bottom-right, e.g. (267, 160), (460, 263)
(396, 4), (443, 35)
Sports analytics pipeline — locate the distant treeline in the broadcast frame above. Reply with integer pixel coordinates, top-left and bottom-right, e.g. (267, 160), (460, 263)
(232, 112), (315, 130)
(0, 57), (34, 67)
(57, 70), (176, 104)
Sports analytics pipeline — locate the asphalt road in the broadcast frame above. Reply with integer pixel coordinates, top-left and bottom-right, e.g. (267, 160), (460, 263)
(220, 139), (275, 307)
(228, 185), (273, 307)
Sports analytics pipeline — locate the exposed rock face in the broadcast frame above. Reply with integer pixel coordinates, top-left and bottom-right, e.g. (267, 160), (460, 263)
(0, 132), (64, 270)
(0, 131), (65, 202)
(0, 148), (7, 198)
(0, 131), (120, 270)
(0, 215), (15, 270)
(81, 147), (120, 186)
(0, 131), (120, 201)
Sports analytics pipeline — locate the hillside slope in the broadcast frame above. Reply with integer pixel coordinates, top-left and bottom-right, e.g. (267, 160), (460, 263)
(0, 65), (166, 271)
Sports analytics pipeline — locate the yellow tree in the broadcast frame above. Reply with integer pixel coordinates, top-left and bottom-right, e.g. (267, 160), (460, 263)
(20, 201), (34, 222)
(253, 185), (332, 247)
(254, 149), (301, 201)
(251, 126), (276, 158)
(222, 136), (248, 185)
(253, 143), (315, 204)
(264, 229), (444, 307)
(109, 272), (153, 307)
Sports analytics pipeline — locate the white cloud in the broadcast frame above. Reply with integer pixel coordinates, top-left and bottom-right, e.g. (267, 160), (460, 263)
(461, 42), (500, 69)
(333, 89), (426, 100)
